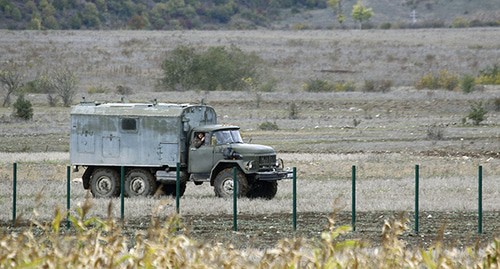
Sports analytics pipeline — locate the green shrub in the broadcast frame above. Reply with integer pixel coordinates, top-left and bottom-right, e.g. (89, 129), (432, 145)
(363, 80), (392, 92)
(379, 22), (391, 29)
(437, 70), (459, 91)
(289, 102), (299, 119)
(116, 85), (134, 95)
(416, 70), (458, 90)
(451, 17), (469, 28)
(467, 101), (487, 125)
(494, 98), (500, 112)
(427, 124), (444, 140)
(303, 79), (335, 92)
(460, 74), (476, 93)
(258, 121), (279, 130)
(22, 80), (43, 93)
(334, 81), (356, 92)
(415, 73), (438, 89)
(12, 95), (33, 120)
(87, 85), (109, 94)
(160, 45), (262, 91)
(292, 23), (309, 30)
(476, 64), (500, 85)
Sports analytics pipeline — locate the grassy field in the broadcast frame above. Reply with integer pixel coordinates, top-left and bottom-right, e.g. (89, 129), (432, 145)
(1, 29), (499, 93)
(0, 29), (499, 258)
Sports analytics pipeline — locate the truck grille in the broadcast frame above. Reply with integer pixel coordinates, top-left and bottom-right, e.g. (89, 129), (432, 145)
(259, 155), (276, 168)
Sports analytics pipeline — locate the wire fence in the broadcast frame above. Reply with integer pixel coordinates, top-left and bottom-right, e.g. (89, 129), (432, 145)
(0, 162), (497, 235)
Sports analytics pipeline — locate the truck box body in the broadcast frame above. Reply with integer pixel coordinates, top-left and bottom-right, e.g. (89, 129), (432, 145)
(70, 102), (217, 167)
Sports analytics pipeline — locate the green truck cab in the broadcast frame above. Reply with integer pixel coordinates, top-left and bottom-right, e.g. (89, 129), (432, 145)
(189, 125), (290, 199)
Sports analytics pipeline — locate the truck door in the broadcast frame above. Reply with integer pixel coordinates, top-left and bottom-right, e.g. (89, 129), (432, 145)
(188, 132), (214, 174)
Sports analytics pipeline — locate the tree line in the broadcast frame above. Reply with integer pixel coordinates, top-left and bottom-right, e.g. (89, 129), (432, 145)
(0, 0), (327, 30)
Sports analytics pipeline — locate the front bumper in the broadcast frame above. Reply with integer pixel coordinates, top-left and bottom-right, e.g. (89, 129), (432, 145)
(256, 168), (293, 181)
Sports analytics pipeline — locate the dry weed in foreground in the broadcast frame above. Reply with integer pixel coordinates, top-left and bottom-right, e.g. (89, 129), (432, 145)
(1, 200), (499, 268)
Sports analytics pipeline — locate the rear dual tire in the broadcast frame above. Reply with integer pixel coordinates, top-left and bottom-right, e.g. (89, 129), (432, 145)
(90, 168), (157, 198)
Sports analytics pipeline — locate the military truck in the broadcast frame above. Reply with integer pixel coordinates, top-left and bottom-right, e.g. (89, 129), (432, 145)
(70, 101), (290, 199)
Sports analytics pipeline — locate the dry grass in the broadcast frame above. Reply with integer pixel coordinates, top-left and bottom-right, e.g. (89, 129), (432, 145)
(1, 29), (499, 94)
(0, 151), (498, 221)
(1, 203), (499, 268)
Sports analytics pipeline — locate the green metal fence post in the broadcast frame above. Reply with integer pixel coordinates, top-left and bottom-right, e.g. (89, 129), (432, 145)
(12, 162), (17, 226)
(67, 166), (71, 229)
(415, 164), (419, 234)
(176, 162), (180, 214)
(478, 165), (483, 234)
(292, 167), (297, 231)
(233, 167), (238, 232)
(352, 165), (356, 232)
(120, 166), (125, 222)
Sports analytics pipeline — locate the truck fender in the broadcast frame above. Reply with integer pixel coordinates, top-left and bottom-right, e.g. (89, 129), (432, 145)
(82, 166), (95, 190)
(209, 160), (245, 186)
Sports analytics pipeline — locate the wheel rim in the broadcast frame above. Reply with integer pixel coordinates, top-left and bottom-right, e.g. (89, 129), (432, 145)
(222, 178), (234, 194)
(130, 176), (146, 195)
(96, 176), (113, 195)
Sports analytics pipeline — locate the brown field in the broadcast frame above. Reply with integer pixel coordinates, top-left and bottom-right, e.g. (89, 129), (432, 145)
(0, 29), (499, 249)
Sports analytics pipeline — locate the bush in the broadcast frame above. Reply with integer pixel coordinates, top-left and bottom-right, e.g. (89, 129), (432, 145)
(12, 94), (33, 120)
(476, 64), (500, 85)
(87, 85), (110, 94)
(289, 102), (299, 119)
(334, 81), (356, 92)
(494, 98), (500, 112)
(467, 101), (487, 125)
(451, 17), (469, 28)
(363, 80), (392, 93)
(415, 73), (438, 90)
(160, 45), (262, 91)
(460, 74), (476, 93)
(415, 70), (458, 91)
(426, 124), (444, 140)
(303, 79), (334, 92)
(116, 85), (134, 95)
(437, 70), (459, 91)
(258, 121), (279, 130)
(379, 22), (391, 29)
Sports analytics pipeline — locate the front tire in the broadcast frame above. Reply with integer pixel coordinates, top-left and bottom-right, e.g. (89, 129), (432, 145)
(125, 169), (157, 197)
(247, 181), (278, 200)
(214, 168), (249, 198)
(90, 168), (120, 198)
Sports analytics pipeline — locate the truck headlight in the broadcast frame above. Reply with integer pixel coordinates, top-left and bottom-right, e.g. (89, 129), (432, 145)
(245, 161), (254, 170)
(276, 158), (284, 169)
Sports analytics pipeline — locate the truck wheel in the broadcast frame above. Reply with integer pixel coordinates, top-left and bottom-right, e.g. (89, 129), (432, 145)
(247, 181), (278, 200)
(161, 183), (187, 197)
(90, 168), (120, 198)
(125, 169), (157, 197)
(214, 168), (249, 198)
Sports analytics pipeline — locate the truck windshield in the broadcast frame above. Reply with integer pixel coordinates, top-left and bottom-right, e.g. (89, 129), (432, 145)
(214, 130), (243, 144)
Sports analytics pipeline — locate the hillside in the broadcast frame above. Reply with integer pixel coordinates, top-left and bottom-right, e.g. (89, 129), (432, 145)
(0, 0), (499, 30)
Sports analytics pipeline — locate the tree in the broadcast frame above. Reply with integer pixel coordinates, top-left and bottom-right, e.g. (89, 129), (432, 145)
(0, 60), (24, 107)
(81, 2), (101, 28)
(128, 15), (148, 29)
(352, 1), (373, 29)
(467, 101), (487, 126)
(13, 94), (34, 120)
(161, 45), (199, 91)
(51, 68), (78, 107)
(327, 0), (345, 25)
(160, 45), (262, 92)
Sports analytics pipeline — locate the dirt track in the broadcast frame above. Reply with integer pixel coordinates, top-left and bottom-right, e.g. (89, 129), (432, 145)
(122, 211), (500, 250)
